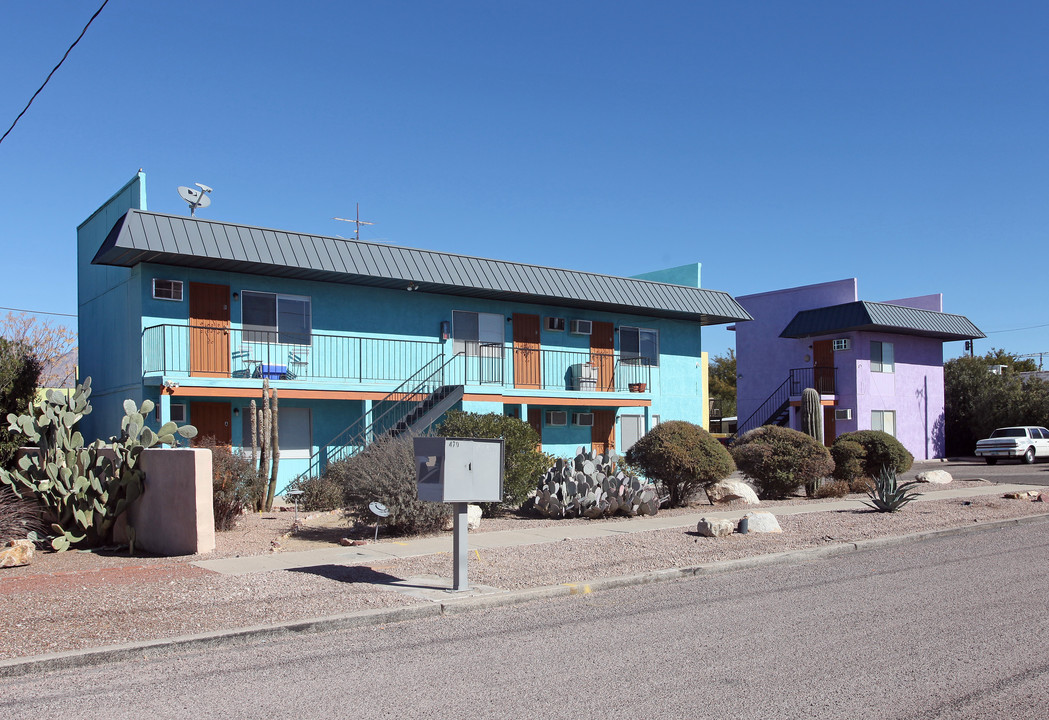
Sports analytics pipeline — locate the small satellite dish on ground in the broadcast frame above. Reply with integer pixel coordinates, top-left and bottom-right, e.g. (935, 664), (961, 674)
(178, 182), (213, 216)
(368, 501), (390, 541)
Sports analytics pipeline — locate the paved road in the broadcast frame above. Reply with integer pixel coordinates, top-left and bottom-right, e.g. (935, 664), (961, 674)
(3, 521), (1048, 719)
(912, 457), (1049, 486)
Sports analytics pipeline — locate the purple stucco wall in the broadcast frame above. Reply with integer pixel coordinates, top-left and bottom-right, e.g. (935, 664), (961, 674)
(735, 279), (948, 460)
(735, 279), (856, 427)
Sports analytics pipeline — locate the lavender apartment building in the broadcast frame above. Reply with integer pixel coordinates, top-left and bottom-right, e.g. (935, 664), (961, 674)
(733, 279), (984, 460)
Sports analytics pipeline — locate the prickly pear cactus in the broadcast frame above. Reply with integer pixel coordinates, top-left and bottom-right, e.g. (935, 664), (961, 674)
(532, 449), (661, 519)
(0, 378), (197, 551)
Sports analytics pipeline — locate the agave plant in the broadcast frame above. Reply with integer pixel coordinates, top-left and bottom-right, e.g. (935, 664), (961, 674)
(863, 465), (922, 512)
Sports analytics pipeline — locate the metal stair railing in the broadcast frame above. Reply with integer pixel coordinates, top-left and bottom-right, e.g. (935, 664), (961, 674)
(735, 376), (791, 438)
(285, 352), (465, 489)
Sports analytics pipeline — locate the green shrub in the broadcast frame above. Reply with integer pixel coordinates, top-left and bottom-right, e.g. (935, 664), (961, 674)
(731, 425), (834, 500)
(436, 411), (553, 511)
(834, 431), (913, 478)
(623, 420), (734, 507)
(830, 439), (867, 483)
(285, 473), (344, 512)
(198, 436), (266, 531)
(0, 338), (42, 472)
(813, 479), (851, 499)
(325, 434), (450, 535)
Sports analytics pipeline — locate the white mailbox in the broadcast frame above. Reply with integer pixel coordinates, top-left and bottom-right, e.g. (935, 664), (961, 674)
(415, 437), (504, 504)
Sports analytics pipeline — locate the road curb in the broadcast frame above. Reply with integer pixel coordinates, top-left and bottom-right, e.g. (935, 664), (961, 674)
(2, 512), (1048, 678)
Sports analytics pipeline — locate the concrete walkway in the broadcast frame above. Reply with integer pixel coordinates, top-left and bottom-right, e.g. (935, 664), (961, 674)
(192, 482), (1039, 576)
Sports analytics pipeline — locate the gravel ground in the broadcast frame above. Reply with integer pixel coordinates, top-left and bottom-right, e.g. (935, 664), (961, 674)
(1, 479), (1046, 661)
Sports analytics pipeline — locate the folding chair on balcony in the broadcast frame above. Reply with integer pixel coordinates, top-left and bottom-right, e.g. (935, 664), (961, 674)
(285, 346), (309, 380)
(231, 347), (256, 378)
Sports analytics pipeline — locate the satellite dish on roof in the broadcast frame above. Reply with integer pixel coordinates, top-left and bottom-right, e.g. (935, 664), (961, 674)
(178, 183), (213, 216)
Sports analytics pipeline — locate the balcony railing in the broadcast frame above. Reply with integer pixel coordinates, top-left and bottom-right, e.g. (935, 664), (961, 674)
(142, 324), (653, 393)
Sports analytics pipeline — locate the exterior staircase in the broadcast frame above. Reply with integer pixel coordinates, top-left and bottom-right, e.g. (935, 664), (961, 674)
(285, 353), (466, 489)
(734, 366), (836, 439)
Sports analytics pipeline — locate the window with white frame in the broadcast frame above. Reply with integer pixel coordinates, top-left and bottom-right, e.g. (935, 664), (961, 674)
(242, 406), (312, 459)
(242, 291), (311, 344)
(453, 310), (504, 357)
(871, 410), (896, 437)
(871, 341), (894, 373)
(620, 326), (659, 366)
(152, 279), (183, 301)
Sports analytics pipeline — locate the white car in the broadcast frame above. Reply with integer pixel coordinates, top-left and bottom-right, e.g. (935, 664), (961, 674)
(974, 426), (1049, 465)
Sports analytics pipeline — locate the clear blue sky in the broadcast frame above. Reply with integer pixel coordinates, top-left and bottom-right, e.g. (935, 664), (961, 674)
(2, 1), (1047, 363)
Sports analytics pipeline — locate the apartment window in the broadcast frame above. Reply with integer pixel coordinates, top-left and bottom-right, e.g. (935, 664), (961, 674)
(621, 327), (659, 366)
(871, 341), (894, 373)
(453, 310), (504, 357)
(152, 279), (183, 301)
(242, 406), (311, 459)
(871, 410), (896, 437)
(242, 291), (311, 344)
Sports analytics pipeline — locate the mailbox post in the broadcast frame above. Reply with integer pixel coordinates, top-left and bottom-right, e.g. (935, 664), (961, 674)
(415, 437), (504, 591)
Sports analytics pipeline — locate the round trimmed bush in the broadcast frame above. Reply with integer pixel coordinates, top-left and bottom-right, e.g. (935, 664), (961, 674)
(623, 420), (734, 507)
(833, 430), (913, 478)
(830, 439), (867, 483)
(730, 425), (834, 500)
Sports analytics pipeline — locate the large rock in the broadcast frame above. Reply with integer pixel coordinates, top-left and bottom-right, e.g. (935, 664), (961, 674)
(705, 479), (760, 505)
(0, 539), (34, 568)
(916, 470), (952, 484)
(442, 504), (484, 531)
(696, 517), (735, 538)
(741, 511), (782, 534)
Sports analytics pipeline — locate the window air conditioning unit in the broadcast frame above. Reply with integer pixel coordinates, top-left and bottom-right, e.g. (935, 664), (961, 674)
(573, 412), (595, 427)
(569, 319), (592, 335)
(834, 408), (852, 420)
(545, 316), (566, 332)
(154, 403), (186, 423)
(832, 338), (851, 351)
(545, 410), (568, 426)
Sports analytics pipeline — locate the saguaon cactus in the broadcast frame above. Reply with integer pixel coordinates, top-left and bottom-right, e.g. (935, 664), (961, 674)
(533, 449), (661, 519)
(800, 387), (824, 497)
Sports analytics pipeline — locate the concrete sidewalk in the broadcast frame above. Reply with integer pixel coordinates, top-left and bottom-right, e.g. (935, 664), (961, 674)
(192, 482), (1039, 576)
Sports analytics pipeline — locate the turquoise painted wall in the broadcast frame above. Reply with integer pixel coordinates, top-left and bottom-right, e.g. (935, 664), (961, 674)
(77, 172), (147, 441)
(631, 263), (701, 288)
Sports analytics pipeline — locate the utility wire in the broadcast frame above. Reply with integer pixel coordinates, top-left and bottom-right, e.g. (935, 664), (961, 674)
(0, 0), (110, 148)
(984, 322), (1049, 335)
(0, 305), (77, 319)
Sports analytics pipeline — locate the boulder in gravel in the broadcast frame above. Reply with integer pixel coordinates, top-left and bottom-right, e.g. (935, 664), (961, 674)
(1004, 491), (1040, 500)
(915, 470), (952, 484)
(1, 539), (34, 568)
(696, 517), (735, 538)
(741, 511), (782, 534)
(705, 479), (760, 505)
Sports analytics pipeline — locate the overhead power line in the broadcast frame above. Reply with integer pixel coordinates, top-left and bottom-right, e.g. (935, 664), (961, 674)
(0, 0), (110, 149)
(0, 305), (77, 319)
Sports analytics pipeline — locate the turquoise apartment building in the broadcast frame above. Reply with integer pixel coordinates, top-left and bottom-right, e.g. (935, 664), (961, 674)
(77, 172), (751, 485)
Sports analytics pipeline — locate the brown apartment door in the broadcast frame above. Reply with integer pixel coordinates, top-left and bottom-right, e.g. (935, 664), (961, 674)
(190, 401), (232, 445)
(591, 321), (615, 392)
(189, 283), (231, 377)
(812, 339), (835, 394)
(823, 405), (837, 446)
(527, 407), (543, 451)
(591, 410), (616, 456)
(513, 313), (541, 389)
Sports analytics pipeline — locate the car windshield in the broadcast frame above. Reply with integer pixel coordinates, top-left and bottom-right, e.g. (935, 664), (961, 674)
(990, 428), (1027, 438)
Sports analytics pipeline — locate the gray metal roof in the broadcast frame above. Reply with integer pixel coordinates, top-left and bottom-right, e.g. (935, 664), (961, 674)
(780, 301), (984, 341)
(92, 210), (752, 325)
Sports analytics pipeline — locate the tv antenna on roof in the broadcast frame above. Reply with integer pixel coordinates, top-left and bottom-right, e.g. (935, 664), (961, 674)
(178, 183), (213, 216)
(333, 203), (374, 241)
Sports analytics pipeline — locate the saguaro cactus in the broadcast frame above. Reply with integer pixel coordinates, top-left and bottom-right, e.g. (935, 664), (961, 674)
(800, 387), (824, 496)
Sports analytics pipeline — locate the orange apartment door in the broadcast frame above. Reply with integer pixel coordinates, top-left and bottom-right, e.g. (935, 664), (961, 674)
(591, 410), (616, 456)
(812, 339), (835, 394)
(190, 401), (232, 445)
(823, 405), (837, 446)
(527, 407), (543, 451)
(590, 321), (615, 392)
(189, 282), (231, 378)
(513, 313), (541, 389)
